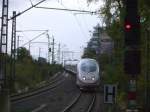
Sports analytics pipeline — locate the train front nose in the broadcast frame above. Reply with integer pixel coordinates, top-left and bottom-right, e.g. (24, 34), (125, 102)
(80, 73), (99, 83)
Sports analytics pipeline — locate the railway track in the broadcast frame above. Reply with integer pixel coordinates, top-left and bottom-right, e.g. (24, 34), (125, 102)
(11, 72), (66, 102)
(61, 92), (96, 112)
(12, 72), (101, 112)
(11, 71), (80, 112)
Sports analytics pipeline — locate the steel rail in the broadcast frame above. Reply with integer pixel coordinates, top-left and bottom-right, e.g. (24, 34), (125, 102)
(61, 93), (96, 112)
(11, 77), (65, 102)
(11, 72), (66, 102)
(86, 93), (96, 112)
(61, 92), (82, 112)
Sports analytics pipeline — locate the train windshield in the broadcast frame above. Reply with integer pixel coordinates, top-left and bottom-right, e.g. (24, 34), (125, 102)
(80, 61), (97, 73)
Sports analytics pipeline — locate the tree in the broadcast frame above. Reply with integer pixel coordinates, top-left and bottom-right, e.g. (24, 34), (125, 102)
(17, 47), (32, 62)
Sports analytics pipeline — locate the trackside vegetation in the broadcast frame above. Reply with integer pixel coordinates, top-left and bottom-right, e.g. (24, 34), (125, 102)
(7, 47), (63, 94)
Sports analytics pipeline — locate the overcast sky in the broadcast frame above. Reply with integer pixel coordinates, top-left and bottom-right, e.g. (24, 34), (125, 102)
(1, 0), (103, 61)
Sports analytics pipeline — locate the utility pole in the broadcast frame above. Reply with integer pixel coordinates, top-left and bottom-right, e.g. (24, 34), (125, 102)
(10, 11), (16, 93)
(52, 37), (55, 64)
(57, 43), (61, 64)
(17, 36), (19, 58)
(71, 51), (74, 60)
(47, 33), (51, 64)
(39, 47), (42, 58)
(17, 35), (23, 50)
(0, 0), (10, 112)
(61, 51), (64, 66)
(17, 35), (23, 57)
(29, 42), (31, 54)
(17, 36), (19, 50)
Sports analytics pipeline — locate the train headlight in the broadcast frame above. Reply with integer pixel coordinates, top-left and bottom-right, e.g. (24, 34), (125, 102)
(91, 76), (95, 80)
(82, 76), (86, 80)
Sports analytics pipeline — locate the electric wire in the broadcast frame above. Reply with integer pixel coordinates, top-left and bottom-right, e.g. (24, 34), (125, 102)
(57, 1), (88, 39)
(21, 31), (47, 47)
(35, 6), (97, 14)
(29, 0), (33, 6)
(17, 30), (48, 32)
(9, 0), (47, 20)
(73, 15), (87, 39)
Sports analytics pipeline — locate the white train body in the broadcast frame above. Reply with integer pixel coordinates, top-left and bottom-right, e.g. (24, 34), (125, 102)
(76, 58), (100, 89)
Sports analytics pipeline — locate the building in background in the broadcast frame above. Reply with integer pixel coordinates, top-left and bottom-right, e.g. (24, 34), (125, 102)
(88, 24), (114, 55)
(100, 32), (114, 54)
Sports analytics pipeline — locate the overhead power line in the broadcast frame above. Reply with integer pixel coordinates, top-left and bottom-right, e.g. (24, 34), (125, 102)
(21, 31), (47, 47)
(29, 0), (33, 6)
(30, 42), (48, 44)
(35, 6), (99, 14)
(17, 30), (48, 32)
(9, 0), (47, 20)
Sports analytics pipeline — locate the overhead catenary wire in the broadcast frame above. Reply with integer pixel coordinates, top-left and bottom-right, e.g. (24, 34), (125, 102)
(16, 30), (48, 32)
(73, 15), (87, 38)
(21, 31), (47, 47)
(56, 1), (95, 15)
(16, 29), (48, 43)
(30, 42), (48, 44)
(35, 6), (98, 14)
(73, 0), (91, 32)
(29, 0), (33, 6)
(9, 0), (47, 20)
(56, 2), (88, 39)
(56, 1), (90, 58)
(19, 31), (30, 41)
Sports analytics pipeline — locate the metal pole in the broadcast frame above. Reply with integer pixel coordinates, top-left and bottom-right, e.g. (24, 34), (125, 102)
(61, 51), (64, 65)
(52, 37), (55, 64)
(0, 0), (9, 92)
(58, 43), (61, 64)
(47, 33), (51, 63)
(39, 47), (41, 58)
(10, 11), (16, 93)
(17, 36), (19, 56)
(29, 42), (31, 54)
(71, 51), (74, 60)
(0, 0), (10, 112)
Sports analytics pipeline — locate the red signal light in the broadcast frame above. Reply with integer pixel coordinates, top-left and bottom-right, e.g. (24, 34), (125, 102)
(126, 24), (131, 29)
(125, 22), (132, 31)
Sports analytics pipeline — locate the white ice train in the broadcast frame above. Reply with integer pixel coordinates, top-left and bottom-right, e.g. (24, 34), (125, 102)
(76, 58), (100, 90)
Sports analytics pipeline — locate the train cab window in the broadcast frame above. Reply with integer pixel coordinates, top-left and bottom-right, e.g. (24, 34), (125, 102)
(81, 61), (97, 73)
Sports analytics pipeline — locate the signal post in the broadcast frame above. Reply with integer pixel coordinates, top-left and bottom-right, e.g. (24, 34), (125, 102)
(124, 0), (140, 111)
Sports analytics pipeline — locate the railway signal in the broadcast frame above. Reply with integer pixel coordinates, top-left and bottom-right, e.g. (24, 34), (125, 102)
(124, 0), (141, 76)
(124, 0), (141, 111)
(124, 17), (140, 48)
(124, 0), (140, 48)
(124, 0), (141, 75)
